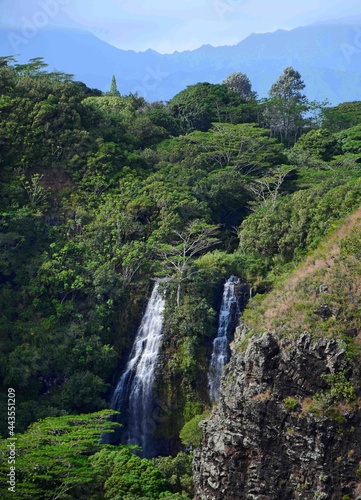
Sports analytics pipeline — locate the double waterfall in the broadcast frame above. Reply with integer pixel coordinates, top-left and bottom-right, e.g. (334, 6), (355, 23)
(108, 275), (242, 457)
(110, 280), (166, 458)
(208, 276), (240, 403)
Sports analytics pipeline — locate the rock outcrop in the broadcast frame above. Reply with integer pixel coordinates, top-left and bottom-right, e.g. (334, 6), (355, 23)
(194, 328), (361, 499)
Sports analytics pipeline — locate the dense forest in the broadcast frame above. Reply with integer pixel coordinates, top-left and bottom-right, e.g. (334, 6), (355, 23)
(1, 56), (361, 498)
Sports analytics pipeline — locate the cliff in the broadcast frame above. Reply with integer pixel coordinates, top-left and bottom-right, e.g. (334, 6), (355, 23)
(194, 328), (361, 499)
(194, 210), (361, 499)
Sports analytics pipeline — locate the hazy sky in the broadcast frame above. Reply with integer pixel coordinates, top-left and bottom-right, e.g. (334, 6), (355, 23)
(1, 0), (361, 53)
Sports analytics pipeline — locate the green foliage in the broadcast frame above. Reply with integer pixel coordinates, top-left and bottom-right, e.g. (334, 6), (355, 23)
(128, 115), (170, 148)
(156, 219), (220, 306)
(222, 71), (257, 101)
(237, 178), (361, 274)
(291, 129), (340, 161)
(264, 66), (309, 145)
(21, 173), (49, 210)
(337, 124), (361, 154)
(0, 410), (120, 499)
(2, 56), (361, 497)
(153, 452), (194, 498)
(58, 371), (109, 413)
(269, 67), (305, 102)
(283, 396), (299, 411)
(195, 250), (235, 274)
(0, 409), (184, 500)
(186, 122), (285, 174)
(89, 447), (169, 499)
(305, 372), (357, 422)
(146, 108), (181, 137)
(179, 412), (210, 448)
(341, 228), (361, 260)
(168, 82), (254, 132)
(82, 94), (131, 118)
(183, 401), (204, 422)
(322, 101), (361, 132)
(320, 372), (357, 405)
(108, 75), (121, 97)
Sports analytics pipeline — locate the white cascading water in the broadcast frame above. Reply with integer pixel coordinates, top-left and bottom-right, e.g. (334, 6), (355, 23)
(110, 279), (166, 458)
(208, 276), (240, 403)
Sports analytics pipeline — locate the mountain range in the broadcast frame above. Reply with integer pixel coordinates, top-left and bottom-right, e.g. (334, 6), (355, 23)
(1, 22), (361, 104)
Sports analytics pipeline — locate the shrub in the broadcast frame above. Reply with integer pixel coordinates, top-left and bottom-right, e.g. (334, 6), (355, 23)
(283, 396), (299, 411)
(179, 412), (210, 448)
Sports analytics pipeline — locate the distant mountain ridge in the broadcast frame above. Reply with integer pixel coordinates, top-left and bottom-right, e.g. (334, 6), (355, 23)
(1, 22), (361, 104)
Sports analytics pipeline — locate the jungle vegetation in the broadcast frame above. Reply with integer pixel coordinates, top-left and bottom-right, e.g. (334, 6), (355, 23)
(1, 57), (361, 498)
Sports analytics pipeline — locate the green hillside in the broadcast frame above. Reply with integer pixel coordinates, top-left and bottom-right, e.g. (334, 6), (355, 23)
(1, 57), (361, 498)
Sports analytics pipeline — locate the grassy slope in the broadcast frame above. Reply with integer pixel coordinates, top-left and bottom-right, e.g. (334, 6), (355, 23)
(243, 205), (361, 347)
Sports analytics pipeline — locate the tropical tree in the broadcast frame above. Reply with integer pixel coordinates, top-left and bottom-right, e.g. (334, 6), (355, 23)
(321, 101), (361, 132)
(157, 220), (220, 306)
(186, 122), (285, 174)
(89, 447), (169, 499)
(108, 74), (121, 96)
(153, 451), (194, 497)
(246, 165), (294, 210)
(264, 67), (308, 145)
(291, 128), (340, 161)
(222, 71), (257, 101)
(0, 410), (120, 499)
(337, 123), (361, 154)
(168, 82), (243, 132)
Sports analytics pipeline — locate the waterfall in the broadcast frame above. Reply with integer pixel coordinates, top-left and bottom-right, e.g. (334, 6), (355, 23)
(110, 279), (166, 458)
(208, 276), (240, 403)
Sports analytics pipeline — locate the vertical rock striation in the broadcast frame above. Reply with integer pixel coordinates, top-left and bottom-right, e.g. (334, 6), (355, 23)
(194, 330), (361, 499)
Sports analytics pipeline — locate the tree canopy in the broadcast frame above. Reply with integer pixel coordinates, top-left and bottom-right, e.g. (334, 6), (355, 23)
(1, 56), (361, 499)
(264, 66), (308, 145)
(222, 71), (257, 101)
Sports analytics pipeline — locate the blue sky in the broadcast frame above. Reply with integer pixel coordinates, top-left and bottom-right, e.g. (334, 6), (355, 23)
(1, 0), (361, 53)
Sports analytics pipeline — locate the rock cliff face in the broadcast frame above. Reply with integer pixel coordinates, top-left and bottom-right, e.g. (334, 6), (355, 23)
(194, 326), (361, 499)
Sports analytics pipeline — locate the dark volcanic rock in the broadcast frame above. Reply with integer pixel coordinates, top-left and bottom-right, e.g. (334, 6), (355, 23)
(194, 331), (361, 499)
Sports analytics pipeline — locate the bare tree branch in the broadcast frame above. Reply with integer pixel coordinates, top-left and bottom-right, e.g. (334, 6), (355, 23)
(157, 220), (220, 306)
